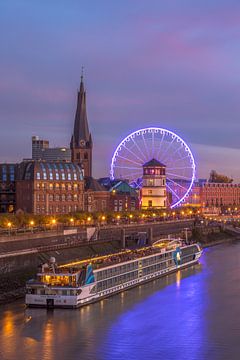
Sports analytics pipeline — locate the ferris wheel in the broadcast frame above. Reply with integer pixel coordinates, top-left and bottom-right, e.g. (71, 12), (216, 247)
(110, 127), (196, 208)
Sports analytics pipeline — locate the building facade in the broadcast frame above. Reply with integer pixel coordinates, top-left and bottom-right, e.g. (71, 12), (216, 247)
(16, 161), (84, 214)
(141, 159), (167, 209)
(0, 164), (16, 213)
(200, 182), (240, 208)
(84, 177), (110, 212)
(70, 75), (93, 177)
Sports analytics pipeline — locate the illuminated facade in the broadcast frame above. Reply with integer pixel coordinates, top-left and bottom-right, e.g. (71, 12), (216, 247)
(16, 161), (84, 214)
(141, 159), (167, 209)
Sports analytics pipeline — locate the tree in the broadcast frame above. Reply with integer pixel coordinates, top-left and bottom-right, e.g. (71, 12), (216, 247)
(209, 170), (233, 183)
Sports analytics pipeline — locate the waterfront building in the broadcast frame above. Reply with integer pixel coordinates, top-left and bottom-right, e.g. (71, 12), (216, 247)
(200, 182), (240, 209)
(141, 159), (167, 209)
(98, 178), (139, 212)
(0, 164), (16, 213)
(70, 75), (93, 177)
(32, 136), (71, 162)
(84, 177), (110, 212)
(16, 161), (84, 214)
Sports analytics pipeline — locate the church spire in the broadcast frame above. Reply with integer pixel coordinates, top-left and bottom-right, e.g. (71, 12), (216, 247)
(70, 72), (93, 177)
(72, 72), (91, 146)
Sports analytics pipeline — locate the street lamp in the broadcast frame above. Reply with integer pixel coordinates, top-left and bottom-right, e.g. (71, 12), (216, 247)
(29, 220), (34, 233)
(70, 218), (74, 225)
(7, 222), (12, 236)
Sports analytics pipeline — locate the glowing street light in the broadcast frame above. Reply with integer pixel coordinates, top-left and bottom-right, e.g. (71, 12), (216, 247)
(87, 217), (91, 222)
(52, 219), (56, 225)
(7, 222), (12, 236)
(30, 220), (34, 226)
(70, 218), (74, 223)
(101, 216), (106, 221)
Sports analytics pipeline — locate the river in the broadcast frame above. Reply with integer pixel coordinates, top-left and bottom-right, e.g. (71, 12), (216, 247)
(1, 241), (240, 360)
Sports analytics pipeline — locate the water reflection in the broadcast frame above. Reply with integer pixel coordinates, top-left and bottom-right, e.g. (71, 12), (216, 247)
(1, 243), (240, 359)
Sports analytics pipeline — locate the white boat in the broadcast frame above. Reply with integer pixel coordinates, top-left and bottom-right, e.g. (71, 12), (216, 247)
(25, 239), (202, 308)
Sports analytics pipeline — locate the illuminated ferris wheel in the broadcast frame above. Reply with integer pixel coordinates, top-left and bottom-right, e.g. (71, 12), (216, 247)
(110, 127), (196, 208)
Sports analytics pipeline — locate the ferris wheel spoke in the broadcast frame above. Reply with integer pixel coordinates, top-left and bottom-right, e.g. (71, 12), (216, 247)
(116, 155), (143, 167)
(155, 132), (165, 160)
(132, 139), (148, 162)
(141, 133), (151, 160)
(167, 154), (192, 168)
(161, 143), (184, 164)
(167, 172), (191, 180)
(122, 144), (145, 164)
(152, 131), (154, 158)
(166, 183), (180, 200)
(166, 177), (188, 191)
(161, 137), (178, 163)
(167, 166), (193, 170)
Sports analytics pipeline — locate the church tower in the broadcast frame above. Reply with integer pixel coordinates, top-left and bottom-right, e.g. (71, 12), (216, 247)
(70, 74), (93, 177)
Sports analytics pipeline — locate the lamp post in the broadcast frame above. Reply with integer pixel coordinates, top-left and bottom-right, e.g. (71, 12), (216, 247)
(7, 222), (12, 236)
(29, 220), (34, 233)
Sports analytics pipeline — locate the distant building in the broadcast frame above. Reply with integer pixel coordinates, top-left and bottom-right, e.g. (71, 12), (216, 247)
(200, 182), (240, 208)
(141, 159), (167, 209)
(70, 75), (92, 177)
(0, 164), (16, 213)
(32, 136), (71, 162)
(16, 161), (84, 214)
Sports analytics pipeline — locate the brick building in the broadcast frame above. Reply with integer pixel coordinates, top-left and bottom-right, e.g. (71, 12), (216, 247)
(99, 178), (139, 212)
(200, 182), (240, 208)
(0, 164), (16, 213)
(16, 161), (84, 214)
(84, 177), (110, 212)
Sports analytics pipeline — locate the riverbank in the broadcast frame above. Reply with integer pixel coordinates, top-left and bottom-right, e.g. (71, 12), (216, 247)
(0, 230), (239, 306)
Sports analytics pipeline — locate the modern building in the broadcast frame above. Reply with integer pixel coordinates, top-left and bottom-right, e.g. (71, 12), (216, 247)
(0, 164), (16, 213)
(141, 159), (167, 209)
(16, 161), (84, 214)
(70, 75), (93, 177)
(32, 136), (71, 162)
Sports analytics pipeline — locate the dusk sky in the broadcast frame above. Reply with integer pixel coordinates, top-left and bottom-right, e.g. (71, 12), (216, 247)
(0, 1), (240, 180)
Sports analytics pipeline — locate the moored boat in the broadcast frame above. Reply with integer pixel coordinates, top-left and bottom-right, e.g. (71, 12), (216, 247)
(25, 239), (202, 308)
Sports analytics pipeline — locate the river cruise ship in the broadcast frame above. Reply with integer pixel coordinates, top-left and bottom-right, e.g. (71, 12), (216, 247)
(25, 239), (202, 308)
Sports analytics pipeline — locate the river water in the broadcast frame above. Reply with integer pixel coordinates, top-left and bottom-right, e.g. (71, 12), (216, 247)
(1, 241), (240, 360)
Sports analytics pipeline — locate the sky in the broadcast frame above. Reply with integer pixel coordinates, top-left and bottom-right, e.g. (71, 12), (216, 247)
(0, 0), (240, 180)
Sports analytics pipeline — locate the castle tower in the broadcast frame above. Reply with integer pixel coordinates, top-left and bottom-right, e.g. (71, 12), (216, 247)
(70, 74), (92, 177)
(141, 159), (167, 209)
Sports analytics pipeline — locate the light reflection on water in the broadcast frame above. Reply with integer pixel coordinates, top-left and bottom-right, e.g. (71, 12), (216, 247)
(1, 242), (240, 359)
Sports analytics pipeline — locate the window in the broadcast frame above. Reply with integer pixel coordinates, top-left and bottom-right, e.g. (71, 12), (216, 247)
(62, 194), (66, 202)
(67, 184), (72, 191)
(74, 194), (78, 201)
(62, 173), (65, 180)
(74, 183), (78, 190)
(61, 183), (65, 190)
(148, 200), (152, 207)
(49, 183), (53, 190)
(36, 172), (41, 180)
(43, 172), (47, 180)
(56, 173), (59, 180)
(68, 173), (71, 180)
(74, 173), (77, 180)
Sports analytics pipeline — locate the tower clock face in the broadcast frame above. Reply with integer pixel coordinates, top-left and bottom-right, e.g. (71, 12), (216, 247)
(80, 139), (86, 147)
